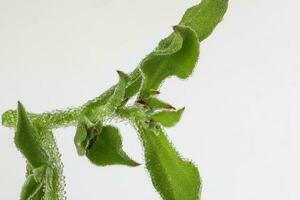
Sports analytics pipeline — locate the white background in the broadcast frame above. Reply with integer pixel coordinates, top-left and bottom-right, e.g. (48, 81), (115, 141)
(0, 0), (299, 199)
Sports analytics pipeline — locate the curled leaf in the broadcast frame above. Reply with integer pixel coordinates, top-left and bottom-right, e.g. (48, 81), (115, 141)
(139, 25), (199, 98)
(153, 31), (183, 56)
(86, 125), (140, 167)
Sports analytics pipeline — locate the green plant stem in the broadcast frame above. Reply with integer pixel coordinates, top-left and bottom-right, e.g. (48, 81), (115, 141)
(2, 69), (142, 129)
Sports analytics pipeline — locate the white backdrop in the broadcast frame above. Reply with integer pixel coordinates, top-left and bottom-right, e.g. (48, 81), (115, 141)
(0, 0), (299, 199)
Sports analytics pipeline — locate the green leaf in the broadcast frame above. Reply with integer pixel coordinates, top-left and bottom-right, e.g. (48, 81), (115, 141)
(179, 0), (229, 42)
(15, 102), (49, 167)
(14, 107), (66, 199)
(106, 71), (128, 112)
(138, 125), (201, 200)
(139, 25), (199, 98)
(86, 125), (140, 167)
(125, 73), (143, 99)
(153, 31), (183, 56)
(20, 175), (44, 200)
(143, 97), (175, 110)
(151, 108), (185, 128)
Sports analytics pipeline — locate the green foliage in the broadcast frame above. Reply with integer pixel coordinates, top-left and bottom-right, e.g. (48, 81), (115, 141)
(180, 0), (229, 42)
(151, 108), (185, 128)
(106, 71), (128, 112)
(86, 125), (140, 167)
(143, 97), (175, 110)
(138, 125), (200, 200)
(15, 103), (65, 199)
(1, 1), (228, 199)
(139, 25), (199, 98)
(15, 102), (49, 167)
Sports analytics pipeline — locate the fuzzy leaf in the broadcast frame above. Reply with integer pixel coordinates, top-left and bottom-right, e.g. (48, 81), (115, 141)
(143, 97), (175, 110)
(15, 102), (49, 167)
(138, 126), (201, 200)
(86, 125), (140, 167)
(106, 71), (128, 112)
(180, 0), (229, 42)
(153, 31), (183, 56)
(139, 25), (199, 98)
(151, 108), (185, 128)
(18, 124), (66, 200)
(125, 73), (143, 99)
(14, 110), (66, 199)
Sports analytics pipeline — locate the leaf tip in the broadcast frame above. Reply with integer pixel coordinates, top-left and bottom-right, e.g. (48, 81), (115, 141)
(129, 160), (141, 167)
(172, 25), (178, 32)
(17, 101), (23, 109)
(154, 90), (160, 95)
(17, 101), (26, 119)
(116, 70), (128, 81)
(166, 104), (176, 110)
(116, 70), (126, 77)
